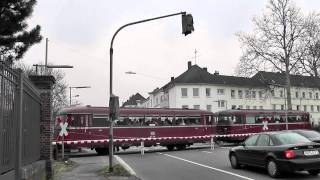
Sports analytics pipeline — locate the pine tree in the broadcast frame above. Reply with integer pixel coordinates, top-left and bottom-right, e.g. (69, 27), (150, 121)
(0, 0), (42, 64)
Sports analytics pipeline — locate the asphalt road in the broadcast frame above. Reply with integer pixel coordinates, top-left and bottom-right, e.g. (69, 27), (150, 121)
(117, 146), (320, 180)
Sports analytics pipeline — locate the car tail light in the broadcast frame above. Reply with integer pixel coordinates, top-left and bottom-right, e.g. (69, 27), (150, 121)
(284, 150), (295, 159)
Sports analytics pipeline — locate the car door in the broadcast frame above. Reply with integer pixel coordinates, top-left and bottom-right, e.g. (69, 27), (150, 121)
(251, 134), (271, 167)
(237, 134), (259, 165)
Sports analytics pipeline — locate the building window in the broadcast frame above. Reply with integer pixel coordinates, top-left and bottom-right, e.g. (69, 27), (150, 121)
(238, 105), (243, 109)
(182, 105), (188, 109)
(281, 105), (284, 110)
(218, 100), (225, 107)
(304, 105), (307, 111)
(271, 90), (275, 97)
(206, 88), (211, 97)
(272, 104), (276, 110)
(259, 106), (263, 109)
(206, 105), (212, 111)
(252, 91), (256, 98)
(245, 90), (250, 98)
(253, 106), (257, 109)
(311, 105), (314, 112)
(217, 89), (224, 95)
(246, 105), (250, 109)
(302, 92), (305, 98)
(316, 93), (319, 99)
(193, 105), (200, 110)
(181, 88), (188, 97)
(297, 105), (300, 111)
(296, 91), (299, 98)
(231, 90), (235, 98)
(280, 90), (283, 98)
(309, 92), (312, 99)
(193, 88), (199, 97)
(317, 105), (320, 112)
(259, 91), (263, 98)
(238, 90), (243, 99)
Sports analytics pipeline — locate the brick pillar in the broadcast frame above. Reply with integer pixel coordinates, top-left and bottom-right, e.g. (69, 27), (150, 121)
(29, 75), (56, 180)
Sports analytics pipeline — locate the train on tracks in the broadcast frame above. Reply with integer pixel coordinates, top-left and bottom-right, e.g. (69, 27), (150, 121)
(54, 106), (312, 154)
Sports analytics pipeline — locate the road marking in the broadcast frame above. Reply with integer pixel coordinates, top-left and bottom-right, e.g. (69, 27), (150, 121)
(220, 147), (232, 149)
(158, 153), (255, 180)
(114, 155), (136, 176)
(201, 151), (213, 154)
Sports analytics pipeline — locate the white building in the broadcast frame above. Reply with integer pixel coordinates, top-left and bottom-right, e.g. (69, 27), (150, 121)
(141, 61), (320, 125)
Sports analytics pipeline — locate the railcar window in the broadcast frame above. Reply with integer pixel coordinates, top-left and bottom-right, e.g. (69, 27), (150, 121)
(70, 114), (92, 127)
(246, 115), (255, 124)
(255, 115), (273, 123)
(218, 115), (242, 124)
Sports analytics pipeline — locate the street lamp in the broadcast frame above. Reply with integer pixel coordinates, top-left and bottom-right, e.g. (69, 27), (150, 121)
(108, 12), (194, 172)
(269, 83), (288, 130)
(69, 86), (91, 106)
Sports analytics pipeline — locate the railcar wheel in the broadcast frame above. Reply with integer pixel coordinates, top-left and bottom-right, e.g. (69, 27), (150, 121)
(95, 148), (109, 155)
(176, 144), (186, 150)
(308, 170), (320, 176)
(229, 153), (240, 169)
(166, 145), (174, 151)
(267, 159), (281, 178)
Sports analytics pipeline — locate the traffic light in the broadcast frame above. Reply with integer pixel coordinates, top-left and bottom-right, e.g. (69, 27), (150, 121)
(182, 14), (194, 36)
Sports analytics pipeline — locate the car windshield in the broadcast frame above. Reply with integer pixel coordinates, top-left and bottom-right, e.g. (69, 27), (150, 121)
(296, 131), (320, 139)
(274, 133), (311, 145)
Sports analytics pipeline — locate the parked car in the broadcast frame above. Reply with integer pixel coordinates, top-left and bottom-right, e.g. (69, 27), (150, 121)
(288, 129), (320, 143)
(229, 131), (320, 178)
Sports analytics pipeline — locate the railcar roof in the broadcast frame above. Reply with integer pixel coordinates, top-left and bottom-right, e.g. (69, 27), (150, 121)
(57, 106), (215, 116)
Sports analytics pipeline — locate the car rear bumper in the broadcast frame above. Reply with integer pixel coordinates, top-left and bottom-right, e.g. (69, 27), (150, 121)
(277, 158), (320, 172)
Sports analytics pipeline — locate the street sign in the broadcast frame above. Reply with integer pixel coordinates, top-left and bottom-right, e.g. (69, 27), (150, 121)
(59, 122), (68, 137)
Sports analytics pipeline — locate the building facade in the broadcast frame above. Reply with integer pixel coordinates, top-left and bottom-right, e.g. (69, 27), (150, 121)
(141, 62), (320, 125)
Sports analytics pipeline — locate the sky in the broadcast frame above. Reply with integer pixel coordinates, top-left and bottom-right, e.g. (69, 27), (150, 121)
(22, 0), (320, 106)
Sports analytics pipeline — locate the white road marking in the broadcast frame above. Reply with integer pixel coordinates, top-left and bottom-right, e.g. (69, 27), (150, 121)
(201, 151), (213, 154)
(114, 155), (136, 176)
(158, 153), (255, 180)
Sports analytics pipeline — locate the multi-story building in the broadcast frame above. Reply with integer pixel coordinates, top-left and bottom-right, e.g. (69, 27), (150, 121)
(141, 61), (320, 125)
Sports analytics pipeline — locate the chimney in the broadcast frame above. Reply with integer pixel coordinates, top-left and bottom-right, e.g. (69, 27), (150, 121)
(171, 77), (174, 81)
(203, 67), (207, 72)
(214, 70), (219, 75)
(188, 61), (192, 69)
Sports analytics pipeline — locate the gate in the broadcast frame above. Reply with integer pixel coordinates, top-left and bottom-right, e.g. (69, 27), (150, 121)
(0, 61), (41, 177)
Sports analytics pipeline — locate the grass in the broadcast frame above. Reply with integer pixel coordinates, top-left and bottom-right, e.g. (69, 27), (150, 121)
(53, 160), (77, 179)
(99, 164), (131, 177)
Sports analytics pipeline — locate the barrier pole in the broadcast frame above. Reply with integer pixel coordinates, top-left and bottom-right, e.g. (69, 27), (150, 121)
(210, 137), (214, 150)
(62, 136), (65, 160)
(141, 141), (144, 156)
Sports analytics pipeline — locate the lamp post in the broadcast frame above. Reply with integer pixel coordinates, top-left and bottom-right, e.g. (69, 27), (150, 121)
(69, 86), (91, 106)
(108, 12), (194, 172)
(269, 83), (288, 130)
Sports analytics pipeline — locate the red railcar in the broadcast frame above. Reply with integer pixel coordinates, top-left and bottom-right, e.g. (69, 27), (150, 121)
(216, 109), (312, 142)
(54, 106), (216, 154)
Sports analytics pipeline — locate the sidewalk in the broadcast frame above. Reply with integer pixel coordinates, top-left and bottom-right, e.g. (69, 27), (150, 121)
(55, 155), (108, 180)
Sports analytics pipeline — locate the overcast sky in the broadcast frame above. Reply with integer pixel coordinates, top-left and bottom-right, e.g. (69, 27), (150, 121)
(22, 0), (320, 106)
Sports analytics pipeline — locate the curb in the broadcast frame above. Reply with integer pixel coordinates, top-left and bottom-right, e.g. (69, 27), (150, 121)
(114, 155), (136, 176)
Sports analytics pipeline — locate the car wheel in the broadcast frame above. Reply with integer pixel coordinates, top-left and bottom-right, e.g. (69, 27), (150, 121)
(267, 159), (281, 178)
(230, 153), (240, 169)
(308, 170), (320, 176)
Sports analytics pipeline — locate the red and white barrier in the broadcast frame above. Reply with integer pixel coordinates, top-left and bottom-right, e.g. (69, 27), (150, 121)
(52, 133), (256, 145)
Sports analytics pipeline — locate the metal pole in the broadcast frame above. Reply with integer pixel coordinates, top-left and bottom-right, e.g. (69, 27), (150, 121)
(15, 70), (23, 180)
(61, 135), (65, 160)
(108, 11), (186, 172)
(45, 38), (48, 74)
(285, 87), (288, 130)
(69, 87), (72, 106)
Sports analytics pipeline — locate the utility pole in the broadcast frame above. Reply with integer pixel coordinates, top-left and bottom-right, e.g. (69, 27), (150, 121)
(45, 38), (48, 74)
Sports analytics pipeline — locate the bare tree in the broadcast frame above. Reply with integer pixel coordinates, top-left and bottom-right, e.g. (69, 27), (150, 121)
(237, 0), (307, 110)
(17, 63), (68, 117)
(298, 12), (320, 77)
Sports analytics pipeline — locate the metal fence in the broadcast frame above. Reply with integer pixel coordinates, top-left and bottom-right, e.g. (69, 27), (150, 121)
(0, 61), (41, 175)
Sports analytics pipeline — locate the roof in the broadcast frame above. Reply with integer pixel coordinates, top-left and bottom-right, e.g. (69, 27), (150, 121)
(252, 71), (320, 89)
(161, 65), (266, 91)
(122, 93), (146, 107)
